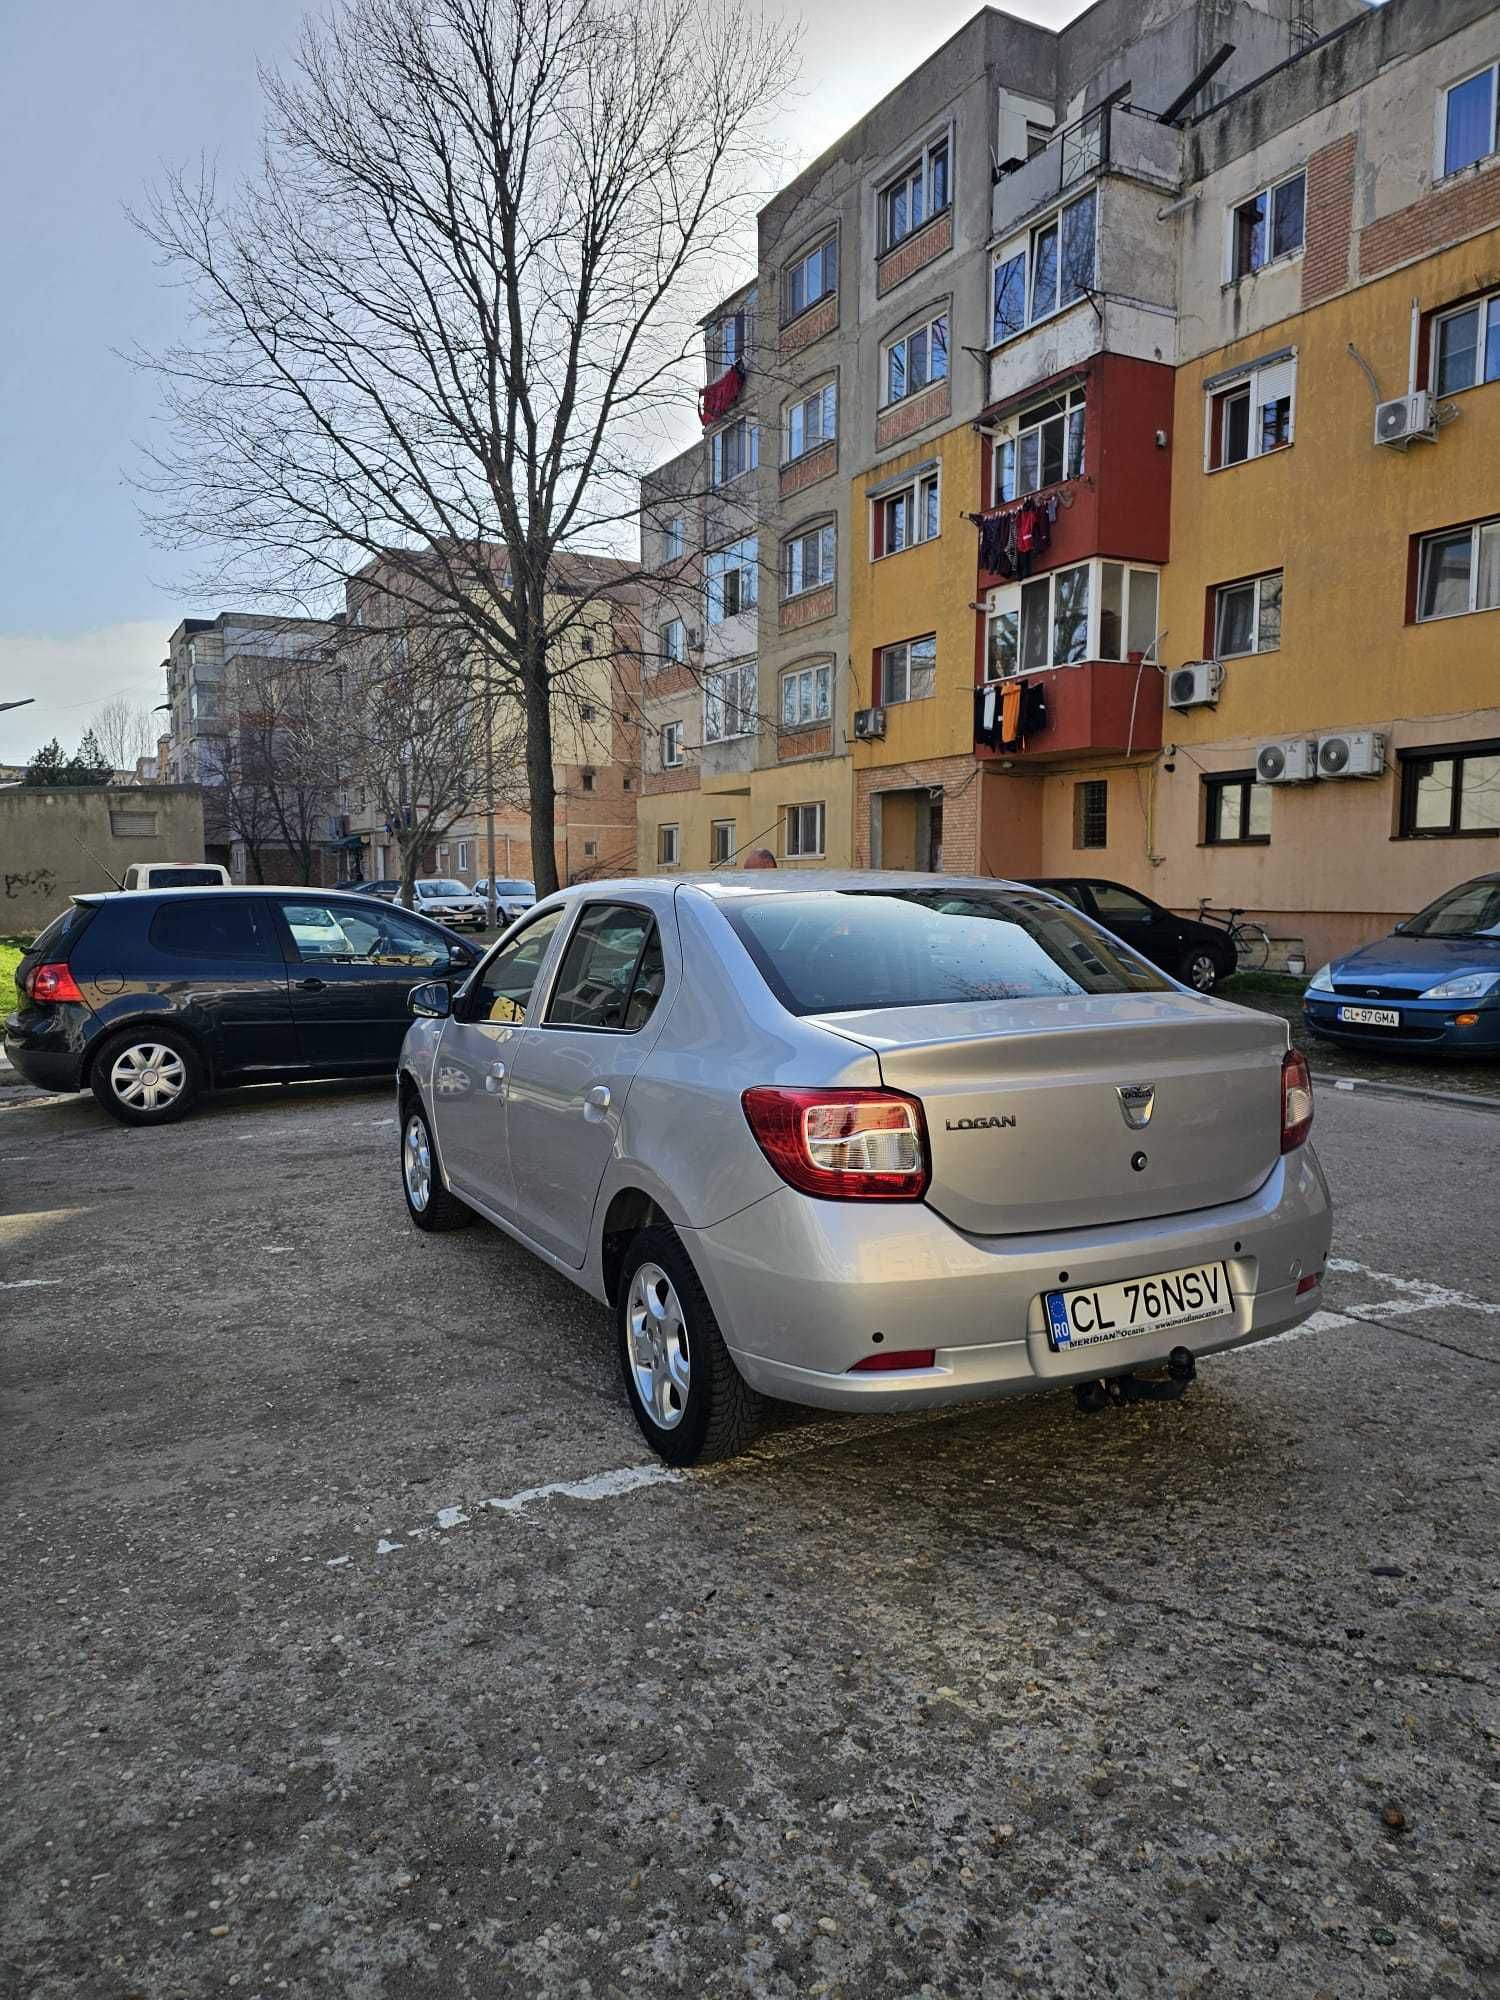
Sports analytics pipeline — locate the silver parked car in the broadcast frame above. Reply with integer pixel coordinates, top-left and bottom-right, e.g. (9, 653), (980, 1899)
(397, 875), (1331, 1465)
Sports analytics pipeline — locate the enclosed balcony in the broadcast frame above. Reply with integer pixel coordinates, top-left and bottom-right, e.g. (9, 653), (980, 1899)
(974, 659), (1163, 761)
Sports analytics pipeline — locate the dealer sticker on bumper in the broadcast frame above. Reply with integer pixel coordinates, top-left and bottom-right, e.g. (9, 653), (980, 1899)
(1044, 1260), (1233, 1352)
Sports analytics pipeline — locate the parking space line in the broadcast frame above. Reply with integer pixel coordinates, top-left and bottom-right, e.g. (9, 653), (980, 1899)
(1329, 1256), (1500, 1318)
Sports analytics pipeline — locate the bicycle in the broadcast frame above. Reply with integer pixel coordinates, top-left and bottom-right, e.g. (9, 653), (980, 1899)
(1197, 898), (1271, 973)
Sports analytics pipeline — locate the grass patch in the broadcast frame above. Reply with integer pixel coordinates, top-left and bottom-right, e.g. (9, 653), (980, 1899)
(1222, 969), (1308, 997)
(0, 942), (22, 1019)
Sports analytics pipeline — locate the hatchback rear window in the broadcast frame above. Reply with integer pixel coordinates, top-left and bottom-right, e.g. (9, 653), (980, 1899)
(140, 868), (228, 887)
(28, 903), (97, 960)
(717, 889), (1169, 1014)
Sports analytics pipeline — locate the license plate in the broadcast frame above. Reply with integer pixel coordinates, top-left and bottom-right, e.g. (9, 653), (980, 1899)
(1337, 1005), (1399, 1027)
(1044, 1260), (1232, 1352)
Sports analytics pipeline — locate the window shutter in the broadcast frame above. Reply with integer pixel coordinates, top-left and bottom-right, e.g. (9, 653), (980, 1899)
(1256, 357), (1296, 444)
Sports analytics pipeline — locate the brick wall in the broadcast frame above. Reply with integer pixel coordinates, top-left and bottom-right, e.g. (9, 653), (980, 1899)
(1360, 160), (1500, 281)
(777, 723), (832, 761)
(643, 662), (700, 699)
(780, 583), (836, 631)
(780, 440), (837, 501)
(640, 765), (700, 797)
(781, 293), (838, 361)
(876, 379), (951, 453)
(853, 754), (978, 872)
(876, 212), (953, 298)
(1301, 133), (1357, 308)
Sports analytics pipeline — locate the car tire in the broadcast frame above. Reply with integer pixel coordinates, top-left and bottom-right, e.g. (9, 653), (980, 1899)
(1180, 948), (1221, 993)
(401, 1098), (473, 1232)
(90, 1026), (202, 1126)
(616, 1226), (764, 1467)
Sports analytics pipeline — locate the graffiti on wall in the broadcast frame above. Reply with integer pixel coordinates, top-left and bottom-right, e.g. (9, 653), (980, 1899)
(4, 868), (57, 902)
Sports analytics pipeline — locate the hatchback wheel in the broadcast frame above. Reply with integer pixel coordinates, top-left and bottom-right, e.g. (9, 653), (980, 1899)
(91, 1028), (201, 1126)
(401, 1099), (472, 1232)
(616, 1227), (763, 1466)
(1181, 949), (1220, 993)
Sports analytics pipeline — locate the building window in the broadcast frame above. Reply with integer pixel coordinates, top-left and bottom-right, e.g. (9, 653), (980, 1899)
(664, 516), (686, 561)
(710, 417), (759, 487)
(1416, 518), (1500, 621)
(583, 840), (597, 858)
(880, 136), (950, 252)
(994, 387), (1085, 502)
(785, 801), (826, 858)
(1073, 780), (1108, 850)
(783, 522), (836, 598)
(657, 823), (680, 866)
(703, 661), (757, 743)
(990, 187), (1097, 344)
(781, 661), (831, 728)
(1433, 290), (1500, 395)
(1213, 571), (1283, 658)
(661, 721), (683, 768)
(581, 771), (595, 791)
(783, 380), (837, 462)
(705, 537), (758, 623)
(1229, 169), (1306, 279)
(1206, 354), (1296, 469)
(873, 470), (940, 557)
(878, 635), (937, 706)
(985, 558), (1157, 678)
(881, 310), (949, 407)
(711, 819), (736, 865)
(658, 618), (685, 666)
(1398, 742), (1500, 836)
(708, 294), (755, 374)
(1096, 564), (1160, 663)
(457, 841), (470, 872)
(1442, 64), (1498, 178)
(1204, 772), (1272, 846)
(783, 234), (837, 323)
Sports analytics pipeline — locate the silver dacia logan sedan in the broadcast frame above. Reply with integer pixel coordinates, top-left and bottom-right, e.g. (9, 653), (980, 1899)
(397, 874), (1330, 1465)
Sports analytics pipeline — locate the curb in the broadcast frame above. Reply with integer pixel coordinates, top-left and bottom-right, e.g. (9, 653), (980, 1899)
(1311, 1070), (1500, 1115)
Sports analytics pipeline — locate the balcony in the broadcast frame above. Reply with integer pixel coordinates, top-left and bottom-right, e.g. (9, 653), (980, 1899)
(991, 101), (1180, 244)
(974, 661), (1161, 761)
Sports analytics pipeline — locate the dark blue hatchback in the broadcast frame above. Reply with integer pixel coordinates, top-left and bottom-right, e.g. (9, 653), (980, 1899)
(1303, 874), (1500, 1059)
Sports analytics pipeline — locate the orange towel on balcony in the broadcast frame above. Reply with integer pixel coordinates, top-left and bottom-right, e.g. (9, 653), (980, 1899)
(1000, 679), (1022, 748)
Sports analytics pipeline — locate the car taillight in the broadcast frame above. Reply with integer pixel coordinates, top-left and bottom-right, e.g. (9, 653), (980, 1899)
(741, 1086), (930, 1201)
(849, 1348), (937, 1372)
(24, 961), (84, 1005)
(1281, 1047), (1313, 1153)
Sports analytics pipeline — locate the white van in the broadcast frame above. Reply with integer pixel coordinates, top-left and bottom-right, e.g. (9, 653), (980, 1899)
(120, 862), (232, 891)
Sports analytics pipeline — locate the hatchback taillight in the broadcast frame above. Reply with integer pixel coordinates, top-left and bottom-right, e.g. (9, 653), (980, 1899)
(741, 1087), (930, 1201)
(24, 961), (84, 1005)
(1281, 1048), (1313, 1153)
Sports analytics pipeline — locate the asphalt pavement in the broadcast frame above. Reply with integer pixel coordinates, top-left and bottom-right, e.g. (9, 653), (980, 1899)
(2, 1070), (1497, 2000)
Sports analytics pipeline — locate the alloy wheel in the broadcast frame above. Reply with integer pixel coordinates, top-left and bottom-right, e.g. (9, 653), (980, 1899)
(1186, 952), (1218, 992)
(625, 1262), (691, 1430)
(404, 1114), (432, 1212)
(109, 1042), (186, 1113)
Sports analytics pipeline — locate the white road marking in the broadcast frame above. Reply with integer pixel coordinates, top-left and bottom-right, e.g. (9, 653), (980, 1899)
(1233, 1307), (1360, 1351)
(1329, 1257), (1500, 1318)
(376, 1539), (403, 1555)
(434, 1505), (471, 1530)
(0, 1278), (64, 1290)
(481, 1463), (681, 1514)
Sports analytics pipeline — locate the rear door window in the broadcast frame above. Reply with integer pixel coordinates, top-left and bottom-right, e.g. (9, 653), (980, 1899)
(277, 898), (451, 969)
(718, 888), (1168, 1015)
(148, 898), (277, 961)
(546, 905), (662, 1031)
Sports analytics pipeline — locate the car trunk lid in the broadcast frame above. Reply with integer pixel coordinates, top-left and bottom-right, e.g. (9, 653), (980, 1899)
(820, 992), (1286, 1236)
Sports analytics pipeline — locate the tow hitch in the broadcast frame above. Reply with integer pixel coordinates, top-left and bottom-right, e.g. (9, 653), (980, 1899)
(1074, 1346), (1196, 1414)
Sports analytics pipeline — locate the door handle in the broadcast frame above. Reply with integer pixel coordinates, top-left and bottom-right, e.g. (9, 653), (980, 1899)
(489, 1059), (507, 1079)
(585, 1084), (611, 1114)
(484, 1058), (507, 1095)
(298, 977), (327, 992)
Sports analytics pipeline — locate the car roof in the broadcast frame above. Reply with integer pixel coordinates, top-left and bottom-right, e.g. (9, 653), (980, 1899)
(76, 884), (412, 905)
(553, 871), (1047, 901)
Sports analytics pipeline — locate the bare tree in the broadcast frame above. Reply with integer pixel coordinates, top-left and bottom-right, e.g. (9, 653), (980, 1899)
(89, 697), (156, 775)
(135, 0), (795, 896)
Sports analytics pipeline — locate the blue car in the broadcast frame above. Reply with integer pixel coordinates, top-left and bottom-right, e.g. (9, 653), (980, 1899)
(1303, 873), (1500, 1058)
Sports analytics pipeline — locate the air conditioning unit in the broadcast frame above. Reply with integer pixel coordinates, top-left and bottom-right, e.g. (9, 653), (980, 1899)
(1167, 661), (1222, 711)
(1374, 392), (1436, 449)
(853, 706), (886, 740)
(1255, 737), (1318, 785)
(1317, 730), (1386, 779)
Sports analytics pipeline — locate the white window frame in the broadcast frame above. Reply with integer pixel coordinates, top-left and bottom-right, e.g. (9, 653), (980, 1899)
(879, 634), (937, 706)
(457, 840), (470, 872)
(657, 823), (680, 867)
(1213, 570), (1284, 659)
(780, 662), (832, 729)
(661, 720), (684, 768)
(1204, 353), (1297, 470)
(710, 417), (759, 488)
(984, 558), (1160, 679)
(1416, 517), (1500, 622)
(705, 537), (758, 624)
(658, 617), (685, 667)
(1438, 62), (1499, 180)
(783, 234), (838, 324)
(881, 309), (949, 409)
(1432, 289), (1500, 396)
(702, 661), (758, 744)
(993, 387), (1086, 504)
(873, 469), (941, 557)
(664, 516), (686, 561)
(711, 819), (736, 865)
(708, 293), (756, 374)
(1226, 168), (1306, 281)
(783, 380), (837, 463)
(782, 521), (836, 599)
(784, 801), (826, 859)
(989, 186), (1097, 346)
(879, 132), (951, 253)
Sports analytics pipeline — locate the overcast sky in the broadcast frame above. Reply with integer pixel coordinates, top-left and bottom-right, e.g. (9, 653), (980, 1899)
(0, 0), (1096, 762)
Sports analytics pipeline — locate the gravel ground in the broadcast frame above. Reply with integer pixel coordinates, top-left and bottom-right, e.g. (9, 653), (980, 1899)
(1225, 988), (1500, 1101)
(2, 1072), (1497, 2000)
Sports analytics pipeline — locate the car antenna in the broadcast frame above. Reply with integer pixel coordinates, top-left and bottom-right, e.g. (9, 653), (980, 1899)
(69, 830), (125, 890)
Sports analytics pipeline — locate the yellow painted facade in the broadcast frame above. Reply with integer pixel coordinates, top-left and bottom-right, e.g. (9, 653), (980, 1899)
(745, 760), (853, 868)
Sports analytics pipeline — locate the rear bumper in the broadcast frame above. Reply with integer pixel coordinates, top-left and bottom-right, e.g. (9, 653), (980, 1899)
(3, 1037), (85, 1092)
(683, 1145), (1332, 1412)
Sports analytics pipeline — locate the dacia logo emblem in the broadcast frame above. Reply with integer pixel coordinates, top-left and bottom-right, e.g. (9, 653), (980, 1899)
(1116, 1084), (1155, 1130)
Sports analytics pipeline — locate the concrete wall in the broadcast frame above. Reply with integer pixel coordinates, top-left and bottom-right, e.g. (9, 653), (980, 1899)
(0, 785), (207, 937)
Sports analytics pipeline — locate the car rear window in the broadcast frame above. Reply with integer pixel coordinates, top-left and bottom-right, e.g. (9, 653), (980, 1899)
(142, 867), (227, 887)
(717, 889), (1170, 1015)
(148, 898), (277, 962)
(27, 903), (98, 960)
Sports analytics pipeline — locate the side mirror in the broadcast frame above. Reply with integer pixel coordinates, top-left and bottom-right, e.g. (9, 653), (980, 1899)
(408, 980), (451, 1020)
(449, 939), (477, 967)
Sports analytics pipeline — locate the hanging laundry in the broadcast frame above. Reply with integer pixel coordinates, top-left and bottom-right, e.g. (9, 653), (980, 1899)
(1045, 494), (1059, 524)
(698, 358), (746, 427)
(1033, 504), (1051, 554)
(973, 684), (1003, 749)
(1020, 681), (1049, 738)
(1000, 679), (1023, 749)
